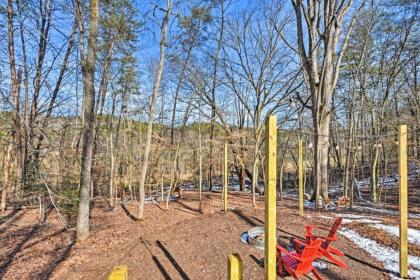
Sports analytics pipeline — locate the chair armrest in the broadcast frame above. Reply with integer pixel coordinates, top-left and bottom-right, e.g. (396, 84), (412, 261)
(310, 235), (337, 242)
(293, 238), (307, 247)
(305, 224), (317, 229)
(276, 244), (289, 254)
(293, 238), (306, 253)
(318, 226), (331, 231)
(305, 224), (317, 239)
(276, 245), (303, 262)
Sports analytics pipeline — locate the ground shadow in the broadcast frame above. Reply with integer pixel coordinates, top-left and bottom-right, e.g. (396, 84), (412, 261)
(156, 240), (191, 280)
(141, 238), (172, 279)
(251, 216), (302, 240)
(0, 225), (40, 278)
(231, 209), (259, 227)
(121, 204), (139, 222)
(249, 254), (264, 268)
(19, 228), (67, 252)
(37, 233), (76, 279)
(0, 208), (22, 226)
(152, 202), (166, 211)
(344, 253), (396, 276)
(152, 256), (172, 280)
(175, 200), (200, 214)
(174, 207), (199, 216)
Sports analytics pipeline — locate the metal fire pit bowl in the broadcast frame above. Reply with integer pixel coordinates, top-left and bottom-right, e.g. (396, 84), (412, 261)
(247, 226), (265, 250)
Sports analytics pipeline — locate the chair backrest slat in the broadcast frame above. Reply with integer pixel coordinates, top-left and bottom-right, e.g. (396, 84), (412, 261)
(328, 217), (343, 238)
(296, 239), (322, 273)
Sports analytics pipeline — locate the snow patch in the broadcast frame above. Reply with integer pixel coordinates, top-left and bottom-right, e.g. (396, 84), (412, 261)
(318, 215), (334, 220)
(371, 224), (420, 246)
(336, 213), (382, 224)
(339, 228), (420, 279)
(353, 205), (420, 219)
(313, 261), (327, 270)
(304, 200), (336, 211)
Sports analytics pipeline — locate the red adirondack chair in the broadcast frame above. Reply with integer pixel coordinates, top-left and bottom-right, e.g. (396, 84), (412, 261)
(305, 217), (348, 269)
(276, 238), (324, 280)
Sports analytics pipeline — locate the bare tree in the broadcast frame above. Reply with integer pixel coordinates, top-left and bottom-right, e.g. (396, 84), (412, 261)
(223, 4), (298, 205)
(291, 0), (362, 205)
(76, 0), (100, 241)
(7, 0), (23, 194)
(138, 1), (172, 220)
(1, 142), (13, 212)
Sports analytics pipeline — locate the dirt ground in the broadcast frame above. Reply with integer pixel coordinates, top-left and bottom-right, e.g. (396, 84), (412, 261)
(0, 191), (400, 280)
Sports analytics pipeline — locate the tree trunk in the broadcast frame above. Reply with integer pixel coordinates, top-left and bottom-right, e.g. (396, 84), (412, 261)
(239, 166), (245, 192)
(251, 149), (259, 207)
(198, 107), (203, 211)
(313, 114), (330, 206)
(208, 0), (225, 192)
(28, 0), (53, 180)
(371, 144), (380, 203)
(76, 0), (99, 242)
(291, 0), (355, 207)
(138, 2), (172, 220)
(17, 0), (30, 189)
(7, 0), (23, 194)
(109, 130), (115, 208)
(1, 143), (13, 212)
(279, 162), (284, 200)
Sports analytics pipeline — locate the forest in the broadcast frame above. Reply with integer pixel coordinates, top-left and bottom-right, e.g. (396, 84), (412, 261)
(0, 0), (419, 279)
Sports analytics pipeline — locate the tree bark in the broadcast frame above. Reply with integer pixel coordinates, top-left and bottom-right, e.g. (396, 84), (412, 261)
(1, 143), (13, 212)
(16, 0), (30, 189)
(7, 0), (23, 194)
(76, 0), (99, 242)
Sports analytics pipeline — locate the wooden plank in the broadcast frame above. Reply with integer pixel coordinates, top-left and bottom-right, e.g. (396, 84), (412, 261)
(264, 115), (277, 280)
(108, 265), (128, 280)
(298, 140), (304, 217)
(228, 253), (243, 280)
(399, 125), (408, 278)
(224, 143), (228, 212)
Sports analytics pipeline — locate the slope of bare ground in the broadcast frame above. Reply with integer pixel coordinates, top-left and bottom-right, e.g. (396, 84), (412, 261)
(0, 208), (74, 279)
(1, 192), (391, 280)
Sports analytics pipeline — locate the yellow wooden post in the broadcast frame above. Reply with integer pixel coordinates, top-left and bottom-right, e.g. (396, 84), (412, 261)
(108, 265), (128, 280)
(399, 125), (408, 278)
(221, 156), (224, 206)
(265, 115), (277, 280)
(224, 143), (228, 212)
(228, 253), (243, 280)
(298, 140), (304, 217)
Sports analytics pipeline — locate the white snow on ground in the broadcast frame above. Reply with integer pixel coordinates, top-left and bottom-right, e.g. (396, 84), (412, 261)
(354, 205), (420, 219)
(358, 176), (399, 190)
(313, 261), (327, 270)
(371, 224), (420, 246)
(319, 213), (420, 278)
(304, 200), (336, 210)
(343, 218), (383, 224)
(339, 213), (383, 224)
(318, 215), (334, 220)
(339, 228), (420, 279)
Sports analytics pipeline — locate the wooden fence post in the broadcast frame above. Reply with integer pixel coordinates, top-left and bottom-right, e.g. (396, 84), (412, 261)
(399, 125), (408, 278)
(108, 265), (128, 280)
(228, 253), (243, 280)
(265, 115), (277, 280)
(298, 140), (304, 217)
